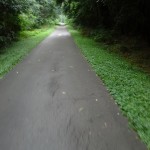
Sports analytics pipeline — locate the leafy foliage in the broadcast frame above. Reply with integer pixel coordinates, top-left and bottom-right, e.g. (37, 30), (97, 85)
(69, 26), (150, 149)
(0, 26), (55, 76)
(0, 0), (57, 48)
(59, 0), (150, 39)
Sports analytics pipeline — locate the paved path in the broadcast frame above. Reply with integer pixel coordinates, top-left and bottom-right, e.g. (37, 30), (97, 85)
(0, 26), (146, 150)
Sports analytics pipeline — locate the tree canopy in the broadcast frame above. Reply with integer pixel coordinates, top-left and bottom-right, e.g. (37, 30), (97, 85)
(1, 0), (150, 47)
(0, 0), (57, 47)
(59, 0), (150, 39)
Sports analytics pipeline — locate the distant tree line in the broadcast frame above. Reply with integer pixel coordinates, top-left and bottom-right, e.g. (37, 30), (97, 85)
(57, 0), (150, 40)
(0, 0), (57, 47)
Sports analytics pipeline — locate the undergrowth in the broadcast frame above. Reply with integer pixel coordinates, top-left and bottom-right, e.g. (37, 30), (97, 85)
(69, 26), (150, 149)
(79, 27), (150, 73)
(0, 26), (55, 77)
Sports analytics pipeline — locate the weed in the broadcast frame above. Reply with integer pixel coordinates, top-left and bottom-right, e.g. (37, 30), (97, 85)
(69, 27), (150, 149)
(0, 26), (55, 77)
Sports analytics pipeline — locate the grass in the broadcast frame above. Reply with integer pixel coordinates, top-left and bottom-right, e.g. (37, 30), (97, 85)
(68, 26), (150, 149)
(81, 27), (150, 73)
(0, 26), (55, 77)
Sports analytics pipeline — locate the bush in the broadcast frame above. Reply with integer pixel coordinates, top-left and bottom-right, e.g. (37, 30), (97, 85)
(0, 0), (57, 48)
(0, 0), (29, 48)
(19, 13), (37, 30)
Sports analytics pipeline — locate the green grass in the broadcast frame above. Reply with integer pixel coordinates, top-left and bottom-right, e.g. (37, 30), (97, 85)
(69, 27), (150, 149)
(0, 26), (55, 77)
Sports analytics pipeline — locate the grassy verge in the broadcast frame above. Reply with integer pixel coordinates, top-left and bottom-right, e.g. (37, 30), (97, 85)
(77, 26), (150, 74)
(69, 26), (150, 149)
(0, 26), (55, 77)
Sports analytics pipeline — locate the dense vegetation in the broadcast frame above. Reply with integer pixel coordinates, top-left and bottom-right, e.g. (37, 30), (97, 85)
(58, 0), (150, 39)
(0, 26), (55, 77)
(57, 0), (150, 72)
(69, 26), (150, 149)
(0, 0), (57, 48)
(0, 0), (57, 76)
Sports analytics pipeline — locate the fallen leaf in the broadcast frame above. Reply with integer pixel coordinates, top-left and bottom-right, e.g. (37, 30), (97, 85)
(89, 131), (92, 135)
(79, 107), (84, 112)
(62, 91), (66, 95)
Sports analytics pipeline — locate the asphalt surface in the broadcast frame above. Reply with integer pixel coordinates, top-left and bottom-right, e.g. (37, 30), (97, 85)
(0, 26), (146, 150)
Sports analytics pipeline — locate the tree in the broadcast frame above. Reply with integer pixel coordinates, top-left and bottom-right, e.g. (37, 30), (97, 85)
(0, 0), (57, 48)
(58, 0), (150, 39)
